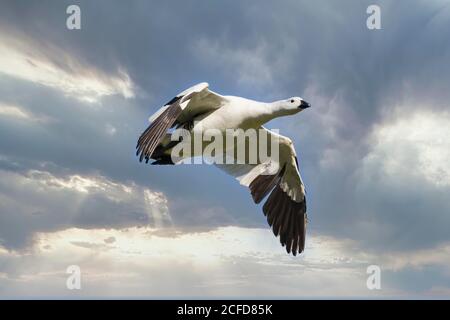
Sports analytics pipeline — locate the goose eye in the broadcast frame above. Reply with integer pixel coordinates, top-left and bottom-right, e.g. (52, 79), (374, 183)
(290, 99), (294, 103)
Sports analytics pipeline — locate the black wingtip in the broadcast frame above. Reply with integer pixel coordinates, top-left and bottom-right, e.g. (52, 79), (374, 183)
(263, 184), (307, 257)
(135, 102), (183, 164)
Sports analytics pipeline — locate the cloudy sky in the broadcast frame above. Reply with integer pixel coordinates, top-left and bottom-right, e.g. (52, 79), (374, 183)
(0, 0), (449, 298)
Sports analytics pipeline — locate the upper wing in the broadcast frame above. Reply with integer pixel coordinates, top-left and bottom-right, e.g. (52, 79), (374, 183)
(215, 127), (307, 255)
(136, 82), (226, 162)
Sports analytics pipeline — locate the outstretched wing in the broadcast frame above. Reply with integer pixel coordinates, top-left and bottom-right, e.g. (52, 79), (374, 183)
(136, 82), (226, 162)
(215, 127), (307, 256)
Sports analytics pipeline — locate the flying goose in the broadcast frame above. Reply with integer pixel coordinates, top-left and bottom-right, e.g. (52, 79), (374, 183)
(136, 83), (311, 255)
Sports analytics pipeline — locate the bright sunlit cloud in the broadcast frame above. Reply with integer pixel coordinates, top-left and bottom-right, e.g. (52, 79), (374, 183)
(364, 110), (450, 187)
(0, 102), (51, 123)
(0, 33), (134, 103)
(1, 224), (449, 297)
(0, 226), (379, 297)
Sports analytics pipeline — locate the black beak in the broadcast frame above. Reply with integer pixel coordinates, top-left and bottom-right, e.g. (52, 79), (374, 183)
(300, 100), (311, 109)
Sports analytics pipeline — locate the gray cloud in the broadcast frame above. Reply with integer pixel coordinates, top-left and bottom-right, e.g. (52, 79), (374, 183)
(103, 236), (116, 244)
(0, 168), (169, 249)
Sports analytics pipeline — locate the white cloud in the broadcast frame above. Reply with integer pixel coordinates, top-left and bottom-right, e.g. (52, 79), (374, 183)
(0, 227), (384, 297)
(362, 110), (450, 187)
(0, 102), (50, 123)
(6, 223), (449, 298)
(0, 103), (31, 120)
(4, 225), (447, 297)
(0, 33), (134, 103)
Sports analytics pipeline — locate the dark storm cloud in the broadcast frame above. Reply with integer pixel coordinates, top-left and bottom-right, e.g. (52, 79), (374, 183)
(0, 0), (449, 256)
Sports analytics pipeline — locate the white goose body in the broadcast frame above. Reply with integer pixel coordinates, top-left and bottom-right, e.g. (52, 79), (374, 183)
(136, 83), (311, 255)
(193, 96), (268, 132)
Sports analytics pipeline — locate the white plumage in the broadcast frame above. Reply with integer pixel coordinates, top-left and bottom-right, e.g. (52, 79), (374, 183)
(136, 83), (311, 255)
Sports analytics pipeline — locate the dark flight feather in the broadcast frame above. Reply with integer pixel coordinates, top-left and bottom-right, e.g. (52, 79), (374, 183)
(136, 97), (183, 162)
(261, 181), (307, 256)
